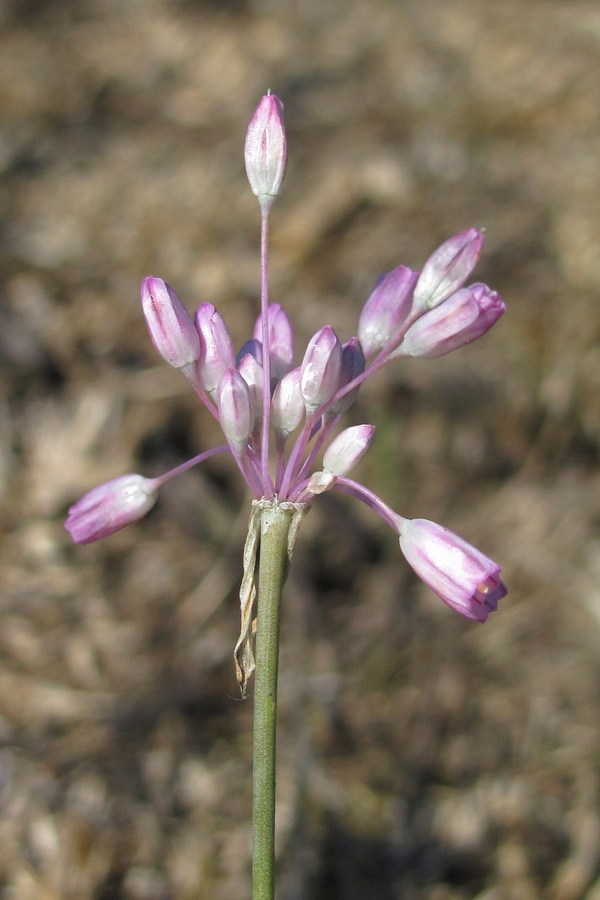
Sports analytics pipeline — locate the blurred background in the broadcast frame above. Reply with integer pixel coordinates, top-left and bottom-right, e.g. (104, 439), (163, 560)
(1, 0), (600, 897)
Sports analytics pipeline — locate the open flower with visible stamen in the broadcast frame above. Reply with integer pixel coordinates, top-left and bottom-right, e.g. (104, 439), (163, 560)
(66, 92), (507, 625)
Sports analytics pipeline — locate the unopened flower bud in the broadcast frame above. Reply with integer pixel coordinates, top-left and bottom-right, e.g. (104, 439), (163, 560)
(396, 283), (505, 359)
(65, 474), (158, 544)
(358, 265), (418, 357)
(271, 367), (305, 437)
(238, 349), (264, 426)
(300, 326), (343, 415)
(217, 368), (254, 450)
(323, 424), (375, 477)
(244, 93), (287, 210)
(397, 518), (506, 622)
(253, 303), (294, 382)
(194, 303), (236, 399)
(329, 337), (365, 417)
(141, 276), (200, 370)
(413, 228), (484, 311)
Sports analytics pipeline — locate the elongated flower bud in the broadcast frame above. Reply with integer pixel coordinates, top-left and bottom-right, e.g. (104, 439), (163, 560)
(413, 228), (484, 312)
(141, 276), (200, 369)
(329, 337), (365, 417)
(244, 93), (287, 210)
(238, 349), (264, 426)
(271, 367), (305, 437)
(194, 303), (236, 399)
(358, 265), (418, 357)
(217, 368), (254, 450)
(323, 424), (375, 476)
(253, 303), (294, 382)
(300, 325), (343, 415)
(65, 474), (158, 544)
(397, 518), (506, 622)
(396, 283), (505, 359)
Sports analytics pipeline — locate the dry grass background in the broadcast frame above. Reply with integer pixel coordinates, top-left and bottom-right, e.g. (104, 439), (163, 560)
(1, 0), (600, 897)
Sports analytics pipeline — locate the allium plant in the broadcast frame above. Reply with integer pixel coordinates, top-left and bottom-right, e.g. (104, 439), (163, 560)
(65, 92), (507, 899)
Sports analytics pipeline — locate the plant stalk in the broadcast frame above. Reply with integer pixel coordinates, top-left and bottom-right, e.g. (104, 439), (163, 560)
(252, 502), (294, 900)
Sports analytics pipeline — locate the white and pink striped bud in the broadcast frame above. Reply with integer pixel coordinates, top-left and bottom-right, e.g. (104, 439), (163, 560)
(323, 424), (375, 477)
(329, 337), (365, 417)
(397, 518), (506, 622)
(194, 303), (236, 399)
(253, 303), (294, 382)
(358, 265), (418, 357)
(65, 474), (158, 544)
(217, 368), (254, 450)
(413, 228), (484, 312)
(141, 276), (200, 370)
(244, 93), (287, 211)
(238, 349), (264, 426)
(271, 367), (305, 438)
(300, 325), (343, 415)
(395, 283), (506, 359)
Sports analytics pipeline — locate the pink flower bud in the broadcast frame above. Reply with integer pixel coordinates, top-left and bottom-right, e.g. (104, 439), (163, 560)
(253, 303), (294, 382)
(65, 474), (158, 544)
(244, 93), (287, 210)
(329, 337), (365, 417)
(413, 228), (484, 311)
(194, 303), (236, 398)
(141, 276), (200, 369)
(271, 367), (305, 437)
(398, 518), (506, 622)
(396, 283), (505, 359)
(323, 424), (375, 476)
(217, 368), (254, 450)
(300, 325), (343, 415)
(358, 265), (418, 357)
(238, 349), (264, 425)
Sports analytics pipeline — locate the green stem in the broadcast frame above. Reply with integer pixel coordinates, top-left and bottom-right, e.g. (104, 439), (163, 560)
(252, 503), (294, 900)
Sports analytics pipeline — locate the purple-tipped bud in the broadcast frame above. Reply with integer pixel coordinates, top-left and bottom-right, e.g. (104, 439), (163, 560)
(397, 518), (507, 622)
(141, 277), (200, 370)
(65, 474), (158, 544)
(323, 424), (375, 477)
(194, 303), (236, 399)
(396, 283), (506, 359)
(217, 368), (254, 450)
(236, 338), (263, 368)
(253, 303), (294, 382)
(300, 325), (343, 415)
(271, 367), (305, 437)
(238, 350), (264, 425)
(329, 337), (366, 417)
(244, 93), (287, 210)
(413, 228), (484, 311)
(358, 265), (418, 357)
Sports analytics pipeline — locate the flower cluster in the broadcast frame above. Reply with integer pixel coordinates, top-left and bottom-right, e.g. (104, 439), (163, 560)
(66, 93), (507, 623)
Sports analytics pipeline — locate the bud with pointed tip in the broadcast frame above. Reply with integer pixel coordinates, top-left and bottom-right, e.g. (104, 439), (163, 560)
(253, 303), (294, 382)
(395, 283), (506, 359)
(65, 474), (158, 544)
(329, 337), (365, 417)
(244, 93), (287, 211)
(194, 303), (236, 399)
(358, 265), (418, 357)
(271, 367), (305, 438)
(238, 350), (264, 426)
(323, 424), (375, 477)
(141, 276), (200, 370)
(217, 368), (254, 450)
(300, 326), (343, 415)
(413, 228), (484, 312)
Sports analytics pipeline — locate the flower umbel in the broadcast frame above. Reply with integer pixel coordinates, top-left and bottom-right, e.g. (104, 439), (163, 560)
(66, 93), (507, 625)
